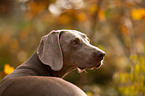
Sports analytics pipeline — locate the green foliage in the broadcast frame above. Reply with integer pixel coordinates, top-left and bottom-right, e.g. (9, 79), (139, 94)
(114, 55), (145, 96)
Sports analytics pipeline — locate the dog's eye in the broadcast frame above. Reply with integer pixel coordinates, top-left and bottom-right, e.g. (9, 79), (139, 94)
(71, 38), (79, 45)
(72, 40), (78, 45)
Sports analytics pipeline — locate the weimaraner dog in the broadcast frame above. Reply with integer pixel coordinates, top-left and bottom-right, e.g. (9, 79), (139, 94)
(0, 30), (105, 96)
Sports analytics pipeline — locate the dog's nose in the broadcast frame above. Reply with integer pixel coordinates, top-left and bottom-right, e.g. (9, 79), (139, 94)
(97, 51), (105, 58)
(95, 51), (105, 59)
(93, 51), (105, 59)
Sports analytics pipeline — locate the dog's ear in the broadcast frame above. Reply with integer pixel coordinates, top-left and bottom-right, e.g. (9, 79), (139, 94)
(37, 30), (63, 71)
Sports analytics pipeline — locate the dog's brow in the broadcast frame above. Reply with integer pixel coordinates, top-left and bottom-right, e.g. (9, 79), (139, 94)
(82, 34), (87, 38)
(80, 34), (88, 40)
(65, 36), (76, 41)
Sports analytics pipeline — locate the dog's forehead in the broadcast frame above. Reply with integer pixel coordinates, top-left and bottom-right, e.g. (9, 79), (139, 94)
(72, 30), (86, 37)
(61, 30), (87, 38)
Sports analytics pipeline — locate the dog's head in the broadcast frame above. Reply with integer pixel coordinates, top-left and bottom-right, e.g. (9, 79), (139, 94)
(37, 30), (105, 71)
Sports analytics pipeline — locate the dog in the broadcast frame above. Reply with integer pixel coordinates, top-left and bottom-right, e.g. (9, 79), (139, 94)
(0, 30), (105, 96)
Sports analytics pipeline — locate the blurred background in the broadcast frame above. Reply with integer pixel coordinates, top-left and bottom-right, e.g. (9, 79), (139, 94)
(0, 0), (145, 96)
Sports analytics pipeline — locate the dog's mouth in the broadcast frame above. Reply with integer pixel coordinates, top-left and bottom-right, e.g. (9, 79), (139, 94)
(95, 59), (104, 68)
(78, 60), (103, 72)
(95, 62), (102, 68)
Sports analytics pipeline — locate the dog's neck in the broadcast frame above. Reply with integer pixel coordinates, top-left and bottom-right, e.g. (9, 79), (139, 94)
(19, 52), (76, 78)
(53, 63), (76, 78)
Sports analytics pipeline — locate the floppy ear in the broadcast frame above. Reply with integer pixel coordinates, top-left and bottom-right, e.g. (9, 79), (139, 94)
(37, 30), (63, 71)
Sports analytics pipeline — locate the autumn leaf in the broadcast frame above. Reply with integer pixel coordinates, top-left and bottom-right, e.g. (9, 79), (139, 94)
(4, 64), (14, 75)
(131, 8), (145, 20)
(86, 92), (93, 96)
(120, 25), (128, 36)
(26, 1), (48, 19)
(77, 12), (87, 22)
(89, 4), (98, 16)
(98, 9), (106, 22)
(58, 15), (70, 24)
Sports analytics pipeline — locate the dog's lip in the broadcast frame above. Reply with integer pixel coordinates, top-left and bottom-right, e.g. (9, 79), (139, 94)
(95, 62), (102, 68)
(78, 67), (85, 70)
(78, 60), (103, 70)
(78, 63), (101, 70)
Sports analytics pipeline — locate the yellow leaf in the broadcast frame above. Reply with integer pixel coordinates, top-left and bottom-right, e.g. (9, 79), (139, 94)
(89, 4), (98, 16)
(134, 65), (140, 79)
(129, 73), (134, 82)
(77, 12), (87, 22)
(130, 55), (137, 63)
(4, 64), (14, 75)
(58, 15), (70, 24)
(86, 92), (93, 96)
(98, 9), (106, 22)
(131, 8), (145, 20)
(140, 74), (144, 87)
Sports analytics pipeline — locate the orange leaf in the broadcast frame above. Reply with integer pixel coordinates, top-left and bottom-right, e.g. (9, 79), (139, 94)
(98, 9), (106, 22)
(58, 15), (70, 24)
(131, 8), (145, 20)
(120, 25), (128, 36)
(89, 4), (98, 16)
(4, 64), (14, 75)
(77, 12), (87, 22)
